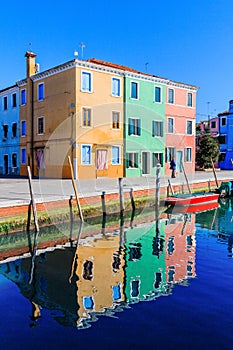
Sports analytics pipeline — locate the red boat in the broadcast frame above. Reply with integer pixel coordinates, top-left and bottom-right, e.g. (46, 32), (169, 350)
(165, 192), (220, 207)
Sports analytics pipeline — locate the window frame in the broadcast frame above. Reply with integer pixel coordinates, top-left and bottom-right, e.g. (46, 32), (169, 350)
(21, 89), (26, 105)
(37, 116), (45, 135)
(167, 117), (174, 134)
(185, 147), (192, 162)
(21, 148), (26, 164)
(81, 71), (92, 93)
(81, 144), (92, 165)
(187, 92), (193, 107)
(130, 81), (139, 100)
(111, 145), (120, 165)
(186, 120), (193, 135)
(168, 88), (174, 104)
(111, 77), (121, 97)
(128, 117), (141, 136)
(154, 86), (162, 103)
(3, 96), (7, 110)
(38, 82), (44, 101)
(166, 147), (176, 162)
(21, 120), (26, 137)
(12, 122), (17, 138)
(126, 152), (138, 168)
(112, 111), (120, 129)
(12, 93), (17, 108)
(82, 107), (92, 127)
(152, 152), (163, 167)
(152, 120), (163, 137)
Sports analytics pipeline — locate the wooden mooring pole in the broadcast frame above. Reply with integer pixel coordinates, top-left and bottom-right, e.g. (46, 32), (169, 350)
(118, 178), (124, 216)
(68, 156), (84, 222)
(27, 166), (39, 233)
(155, 164), (161, 214)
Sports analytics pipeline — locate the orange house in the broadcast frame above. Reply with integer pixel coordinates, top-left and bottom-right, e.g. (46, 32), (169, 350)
(18, 52), (124, 179)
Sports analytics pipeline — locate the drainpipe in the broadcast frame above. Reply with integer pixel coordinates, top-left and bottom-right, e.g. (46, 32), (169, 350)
(30, 77), (34, 177)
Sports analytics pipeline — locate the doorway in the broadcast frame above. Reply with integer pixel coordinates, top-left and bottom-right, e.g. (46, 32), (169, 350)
(4, 154), (8, 175)
(142, 152), (150, 175)
(176, 151), (183, 173)
(96, 149), (108, 177)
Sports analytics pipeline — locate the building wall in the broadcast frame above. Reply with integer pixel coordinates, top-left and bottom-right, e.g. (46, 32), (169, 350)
(75, 64), (124, 179)
(125, 76), (166, 177)
(165, 85), (197, 176)
(0, 86), (20, 175)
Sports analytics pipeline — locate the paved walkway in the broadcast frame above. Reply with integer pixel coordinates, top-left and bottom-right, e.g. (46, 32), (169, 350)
(0, 170), (232, 209)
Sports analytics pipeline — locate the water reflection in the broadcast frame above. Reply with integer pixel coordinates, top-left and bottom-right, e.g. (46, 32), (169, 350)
(0, 208), (199, 329)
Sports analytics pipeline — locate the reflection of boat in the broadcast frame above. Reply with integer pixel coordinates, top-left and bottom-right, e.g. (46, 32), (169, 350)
(217, 181), (233, 197)
(165, 201), (219, 214)
(165, 192), (220, 207)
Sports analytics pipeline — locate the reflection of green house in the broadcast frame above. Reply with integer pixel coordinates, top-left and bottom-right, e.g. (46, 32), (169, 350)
(124, 221), (167, 302)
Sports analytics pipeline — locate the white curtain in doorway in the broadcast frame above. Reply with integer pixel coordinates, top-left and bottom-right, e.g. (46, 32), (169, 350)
(97, 150), (107, 170)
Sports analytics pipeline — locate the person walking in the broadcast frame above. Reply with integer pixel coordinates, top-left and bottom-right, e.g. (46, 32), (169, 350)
(170, 158), (176, 178)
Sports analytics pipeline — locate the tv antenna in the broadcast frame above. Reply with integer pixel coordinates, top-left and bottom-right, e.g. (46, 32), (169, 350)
(145, 62), (149, 72)
(79, 42), (86, 60)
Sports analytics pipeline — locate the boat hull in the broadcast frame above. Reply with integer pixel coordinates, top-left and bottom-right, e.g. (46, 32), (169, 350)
(165, 193), (220, 206)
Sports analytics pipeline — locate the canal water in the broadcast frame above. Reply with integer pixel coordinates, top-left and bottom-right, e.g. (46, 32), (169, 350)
(0, 200), (233, 350)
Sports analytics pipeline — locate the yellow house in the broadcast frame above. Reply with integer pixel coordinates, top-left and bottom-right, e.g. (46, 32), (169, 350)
(70, 234), (125, 328)
(18, 52), (124, 179)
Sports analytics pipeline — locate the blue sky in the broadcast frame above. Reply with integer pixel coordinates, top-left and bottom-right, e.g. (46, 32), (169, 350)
(1, 0), (232, 121)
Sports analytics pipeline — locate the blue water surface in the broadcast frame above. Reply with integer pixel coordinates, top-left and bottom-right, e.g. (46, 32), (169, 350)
(0, 206), (233, 350)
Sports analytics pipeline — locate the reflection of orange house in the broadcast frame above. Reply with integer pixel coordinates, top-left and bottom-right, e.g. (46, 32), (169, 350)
(19, 52), (124, 179)
(73, 235), (125, 327)
(165, 214), (196, 283)
(165, 84), (198, 176)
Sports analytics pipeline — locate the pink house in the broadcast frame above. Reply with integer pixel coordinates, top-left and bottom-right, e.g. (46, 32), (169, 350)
(165, 82), (198, 176)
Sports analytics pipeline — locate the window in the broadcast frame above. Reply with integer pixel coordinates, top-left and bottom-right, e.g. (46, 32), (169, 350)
(12, 93), (17, 108)
(131, 280), (140, 298)
(128, 118), (141, 136)
(152, 153), (163, 167)
(12, 153), (17, 168)
(83, 296), (94, 310)
(81, 145), (91, 165)
(219, 153), (226, 162)
(126, 152), (138, 168)
(112, 78), (120, 96)
(3, 96), (7, 110)
(37, 117), (44, 135)
(168, 88), (174, 104)
(3, 125), (8, 139)
(21, 89), (26, 105)
(12, 123), (17, 138)
(168, 118), (174, 133)
(152, 120), (163, 137)
(218, 135), (226, 144)
(112, 111), (120, 129)
(186, 120), (193, 135)
(187, 92), (193, 107)
(155, 86), (161, 103)
(21, 148), (26, 164)
(82, 108), (91, 126)
(221, 117), (226, 126)
(38, 83), (44, 101)
(112, 146), (120, 165)
(21, 120), (26, 136)
(185, 148), (192, 162)
(130, 81), (138, 99)
(81, 71), (92, 92)
(166, 147), (176, 162)
(211, 121), (216, 128)
(112, 284), (121, 301)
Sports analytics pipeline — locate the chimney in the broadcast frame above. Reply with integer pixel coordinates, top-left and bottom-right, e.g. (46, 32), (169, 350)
(25, 51), (37, 77)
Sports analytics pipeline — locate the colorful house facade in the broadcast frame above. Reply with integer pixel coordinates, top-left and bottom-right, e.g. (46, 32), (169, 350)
(0, 52), (198, 179)
(0, 85), (20, 175)
(165, 83), (198, 176)
(18, 52), (124, 179)
(218, 100), (233, 170)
